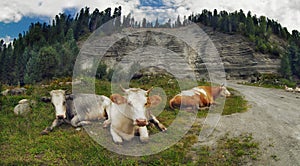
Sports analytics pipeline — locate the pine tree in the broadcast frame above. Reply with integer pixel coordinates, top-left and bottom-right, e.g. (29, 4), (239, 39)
(280, 54), (292, 80)
(154, 18), (159, 28)
(142, 18), (147, 28)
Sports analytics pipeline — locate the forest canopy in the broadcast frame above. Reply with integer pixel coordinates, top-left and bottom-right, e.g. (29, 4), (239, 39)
(0, 7), (300, 85)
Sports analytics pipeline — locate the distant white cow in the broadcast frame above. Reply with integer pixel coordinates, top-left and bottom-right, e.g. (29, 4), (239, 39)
(41, 90), (110, 135)
(295, 86), (300, 93)
(107, 86), (154, 143)
(285, 85), (294, 92)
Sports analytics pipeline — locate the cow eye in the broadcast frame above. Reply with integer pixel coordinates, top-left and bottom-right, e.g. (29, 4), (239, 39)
(63, 101), (66, 105)
(145, 102), (150, 106)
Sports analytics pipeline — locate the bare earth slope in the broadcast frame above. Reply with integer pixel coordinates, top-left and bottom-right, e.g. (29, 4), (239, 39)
(205, 82), (300, 165)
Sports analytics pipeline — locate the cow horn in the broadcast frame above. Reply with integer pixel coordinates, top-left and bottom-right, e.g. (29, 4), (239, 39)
(221, 83), (225, 87)
(146, 87), (153, 95)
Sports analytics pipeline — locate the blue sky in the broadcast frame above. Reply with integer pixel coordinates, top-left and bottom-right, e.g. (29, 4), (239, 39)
(0, 0), (299, 42)
(0, 7), (77, 41)
(0, 16), (50, 39)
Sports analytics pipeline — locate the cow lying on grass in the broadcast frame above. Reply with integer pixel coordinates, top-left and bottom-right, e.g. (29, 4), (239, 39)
(107, 86), (159, 143)
(169, 84), (231, 111)
(41, 90), (111, 135)
(110, 93), (167, 132)
(41, 88), (166, 144)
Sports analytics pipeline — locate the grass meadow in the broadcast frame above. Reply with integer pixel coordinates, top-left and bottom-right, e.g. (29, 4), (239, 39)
(0, 75), (257, 165)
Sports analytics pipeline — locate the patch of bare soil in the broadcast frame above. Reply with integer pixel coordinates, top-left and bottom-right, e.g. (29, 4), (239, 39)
(194, 82), (300, 165)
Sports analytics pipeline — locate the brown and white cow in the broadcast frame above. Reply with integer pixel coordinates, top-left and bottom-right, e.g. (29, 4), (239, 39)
(169, 84), (231, 111)
(41, 90), (111, 135)
(110, 93), (166, 132)
(107, 86), (158, 143)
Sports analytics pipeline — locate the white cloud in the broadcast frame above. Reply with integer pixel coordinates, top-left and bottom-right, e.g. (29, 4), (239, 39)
(0, 35), (14, 44)
(0, 0), (299, 31)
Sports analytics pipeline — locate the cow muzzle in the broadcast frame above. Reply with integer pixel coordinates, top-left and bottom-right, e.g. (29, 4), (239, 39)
(135, 119), (148, 127)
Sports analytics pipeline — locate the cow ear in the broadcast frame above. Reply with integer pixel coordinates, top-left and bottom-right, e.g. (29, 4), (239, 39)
(146, 87), (153, 95)
(60, 90), (66, 95)
(220, 83), (225, 87)
(66, 94), (74, 100)
(50, 90), (54, 96)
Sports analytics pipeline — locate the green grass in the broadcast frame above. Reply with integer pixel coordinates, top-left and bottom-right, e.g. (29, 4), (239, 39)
(237, 73), (297, 89)
(223, 88), (249, 115)
(195, 133), (259, 165)
(0, 75), (254, 165)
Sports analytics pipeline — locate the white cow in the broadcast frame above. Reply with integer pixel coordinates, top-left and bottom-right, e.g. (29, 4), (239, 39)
(41, 90), (111, 135)
(285, 85), (294, 92)
(295, 86), (300, 93)
(109, 93), (167, 131)
(106, 86), (153, 144)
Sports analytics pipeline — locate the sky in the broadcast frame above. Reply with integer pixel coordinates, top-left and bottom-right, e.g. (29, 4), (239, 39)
(0, 0), (299, 42)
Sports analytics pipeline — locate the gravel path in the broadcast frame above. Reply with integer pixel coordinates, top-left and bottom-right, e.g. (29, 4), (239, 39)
(200, 82), (300, 165)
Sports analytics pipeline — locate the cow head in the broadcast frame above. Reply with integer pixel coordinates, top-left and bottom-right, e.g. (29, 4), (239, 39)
(50, 90), (66, 119)
(220, 84), (231, 97)
(120, 86), (153, 127)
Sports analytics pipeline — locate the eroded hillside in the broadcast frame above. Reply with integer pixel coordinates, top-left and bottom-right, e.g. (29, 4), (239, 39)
(78, 24), (282, 81)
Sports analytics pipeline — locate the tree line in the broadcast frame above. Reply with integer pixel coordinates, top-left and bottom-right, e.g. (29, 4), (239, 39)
(1, 7), (300, 85)
(188, 9), (300, 80)
(0, 6), (122, 85)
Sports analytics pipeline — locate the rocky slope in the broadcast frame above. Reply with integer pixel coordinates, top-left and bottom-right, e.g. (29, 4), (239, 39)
(78, 24), (281, 81)
(200, 25), (281, 80)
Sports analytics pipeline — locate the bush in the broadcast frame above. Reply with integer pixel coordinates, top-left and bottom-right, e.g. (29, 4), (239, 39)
(106, 69), (114, 81)
(96, 62), (107, 79)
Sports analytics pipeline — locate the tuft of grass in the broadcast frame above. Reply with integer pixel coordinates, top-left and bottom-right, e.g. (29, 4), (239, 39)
(196, 133), (260, 165)
(223, 88), (248, 115)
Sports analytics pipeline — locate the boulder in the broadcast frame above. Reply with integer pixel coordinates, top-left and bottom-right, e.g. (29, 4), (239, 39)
(10, 88), (26, 95)
(1, 89), (10, 96)
(13, 99), (31, 116)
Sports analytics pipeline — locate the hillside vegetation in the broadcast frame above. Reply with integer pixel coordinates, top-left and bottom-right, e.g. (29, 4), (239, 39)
(0, 6), (300, 86)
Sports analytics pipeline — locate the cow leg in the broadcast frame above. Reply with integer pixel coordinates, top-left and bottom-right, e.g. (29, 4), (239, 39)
(110, 127), (123, 144)
(71, 116), (93, 127)
(103, 107), (111, 128)
(70, 116), (80, 127)
(103, 119), (111, 128)
(41, 118), (63, 135)
(76, 121), (92, 126)
(139, 126), (149, 143)
(149, 114), (167, 132)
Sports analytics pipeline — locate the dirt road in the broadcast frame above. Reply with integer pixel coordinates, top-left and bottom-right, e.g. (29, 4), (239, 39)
(204, 82), (300, 165)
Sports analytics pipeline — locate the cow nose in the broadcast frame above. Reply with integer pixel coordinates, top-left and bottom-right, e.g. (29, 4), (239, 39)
(135, 119), (148, 127)
(57, 115), (64, 119)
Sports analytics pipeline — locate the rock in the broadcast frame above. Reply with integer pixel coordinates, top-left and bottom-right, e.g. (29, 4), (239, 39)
(8, 87), (27, 95)
(41, 96), (51, 102)
(13, 99), (31, 116)
(1, 89), (10, 96)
